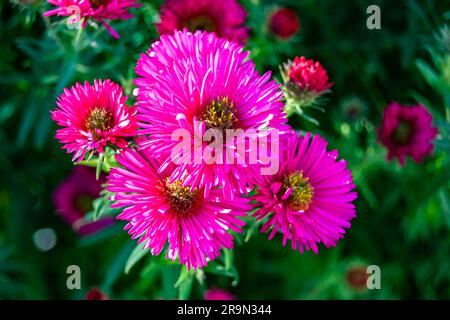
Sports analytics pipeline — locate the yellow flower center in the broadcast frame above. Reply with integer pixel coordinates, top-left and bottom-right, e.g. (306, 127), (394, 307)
(281, 171), (314, 211)
(163, 179), (199, 216)
(200, 97), (238, 131)
(85, 107), (114, 139)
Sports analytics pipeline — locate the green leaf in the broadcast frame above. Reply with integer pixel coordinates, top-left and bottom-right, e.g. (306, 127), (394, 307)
(416, 59), (440, 89)
(161, 265), (180, 300)
(88, 190), (121, 222)
(140, 260), (161, 280)
(175, 267), (194, 300)
(204, 251), (240, 286)
(101, 241), (135, 291)
(244, 218), (263, 242)
(96, 152), (105, 180)
(125, 242), (149, 274)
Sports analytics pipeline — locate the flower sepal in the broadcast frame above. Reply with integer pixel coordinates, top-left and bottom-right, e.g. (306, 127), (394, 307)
(78, 146), (120, 179)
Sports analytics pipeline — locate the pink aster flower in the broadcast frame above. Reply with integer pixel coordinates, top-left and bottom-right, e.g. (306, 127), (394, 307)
(43, 0), (141, 39)
(379, 102), (438, 165)
(287, 56), (333, 94)
(251, 131), (357, 253)
(204, 288), (236, 300)
(135, 30), (287, 199)
(106, 146), (249, 270)
(51, 79), (137, 162)
(156, 0), (249, 44)
(269, 8), (300, 39)
(53, 166), (114, 236)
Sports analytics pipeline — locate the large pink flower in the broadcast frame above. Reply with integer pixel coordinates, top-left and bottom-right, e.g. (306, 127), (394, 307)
(51, 79), (137, 162)
(44, 0), (141, 38)
(251, 131), (357, 253)
(135, 30), (287, 199)
(106, 146), (249, 270)
(156, 0), (249, 44)
(53, 166), (114, 235)
(379, 102), (438, 165)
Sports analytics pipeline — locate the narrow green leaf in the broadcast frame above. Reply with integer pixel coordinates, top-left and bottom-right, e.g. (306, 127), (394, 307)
(175, 267), (194, 300)
(96, 153), (105, 180)
(125, 242), (149, 274)
(101, 241), (135, 291)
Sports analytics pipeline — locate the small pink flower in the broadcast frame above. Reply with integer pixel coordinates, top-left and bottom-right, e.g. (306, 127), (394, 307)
(156, 0), (249, 44)
(53, 166), (114, 236)
(251, 131), (357, 253)
(288, 56), (333, 94)
(44, 0), (141, 39)
(204, 288), (236, 300)
(106, 145), (249, 270)
(379, 102), (438, 165)
(269, 8), (300, 39)
(51, 79), (137, 162)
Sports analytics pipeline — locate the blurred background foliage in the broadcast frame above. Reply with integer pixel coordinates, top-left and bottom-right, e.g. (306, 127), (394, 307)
(0, 0), (449, 299)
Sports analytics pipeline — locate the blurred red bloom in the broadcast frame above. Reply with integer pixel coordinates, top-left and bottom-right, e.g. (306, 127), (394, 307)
(346, 266), (369, 291)
(379, 102), (438, 165)
(269, 8), (299, 39)
(86, 288), (108, 300)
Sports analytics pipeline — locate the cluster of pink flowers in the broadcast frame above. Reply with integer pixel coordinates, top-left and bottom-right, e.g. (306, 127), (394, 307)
(51, 30), (357, 270)
(49, 0), (438, 272)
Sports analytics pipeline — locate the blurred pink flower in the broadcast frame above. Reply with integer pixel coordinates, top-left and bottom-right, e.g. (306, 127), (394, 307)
(379, 102), (438, 165)
(51, 79), (137, 162)
(269, 8), (299, 39)
(44, 0), (141, 38)
(156, 0), (249, 44)
(204, 288), (236, 300)
(106, 146), (249, 270)
(53, 166), (114, 236)
(288, 56), (333, 94)
(251, 131), (357, 253)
